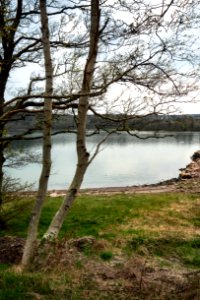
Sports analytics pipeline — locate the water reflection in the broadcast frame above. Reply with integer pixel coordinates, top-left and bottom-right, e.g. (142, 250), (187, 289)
(8, 131), (200, 189)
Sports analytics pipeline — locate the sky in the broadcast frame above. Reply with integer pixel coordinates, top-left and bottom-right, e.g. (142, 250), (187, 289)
(5, 0), (200, 115)
(6, 59), (200, 115)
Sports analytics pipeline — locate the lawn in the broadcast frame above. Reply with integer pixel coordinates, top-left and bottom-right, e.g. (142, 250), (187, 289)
(0, 192), (200, 299)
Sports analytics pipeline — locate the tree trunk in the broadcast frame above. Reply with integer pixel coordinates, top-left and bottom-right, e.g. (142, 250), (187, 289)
(0, 86), (5, 220)
(0, 136), (6, 229)
(0, 71), (9, 228)
(21, 0), (53, 269)
(43, 0), (100, 239)
(0, 0), (22, 222)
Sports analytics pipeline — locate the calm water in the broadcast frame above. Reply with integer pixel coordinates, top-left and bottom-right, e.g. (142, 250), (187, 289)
(8, 131), (200, 189)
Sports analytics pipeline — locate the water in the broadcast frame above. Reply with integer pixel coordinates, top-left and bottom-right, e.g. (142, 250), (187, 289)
(7, 131), (200, 189)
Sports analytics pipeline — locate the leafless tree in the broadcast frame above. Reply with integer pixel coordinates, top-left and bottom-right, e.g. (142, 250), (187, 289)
(21, 0), (53, 269)
(0, 0), (42, 217)
(0, 0), (88, 224)
(43, 0), (100, 238)
(42, 0), (199, 239)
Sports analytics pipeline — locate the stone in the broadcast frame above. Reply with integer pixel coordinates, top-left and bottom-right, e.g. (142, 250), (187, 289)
(179, 150), (200, 179)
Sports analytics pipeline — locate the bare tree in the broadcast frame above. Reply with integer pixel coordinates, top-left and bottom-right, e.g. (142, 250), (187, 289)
(0, 0), (42, 217)
(43, 0), (100, 238)
(42, 0), (199, 239)
(0, 0), (197, 264)
(0, 0), (88, 223)
(21, 0), (53, 269)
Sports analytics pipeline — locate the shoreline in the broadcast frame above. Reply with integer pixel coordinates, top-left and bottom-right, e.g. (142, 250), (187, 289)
(21, 177), (200, 197)
(48, 178), (180, 196)
(20, 178), (178, 197)
(47, 151), (200, 196)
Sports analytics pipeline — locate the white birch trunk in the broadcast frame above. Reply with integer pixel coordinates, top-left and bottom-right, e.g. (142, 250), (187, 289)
(43, 0), (100, 239)
(21, 0), (53, 269)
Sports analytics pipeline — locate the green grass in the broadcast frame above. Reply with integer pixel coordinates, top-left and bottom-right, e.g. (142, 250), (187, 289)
(0, 192), (200, 299)
(2, 193), (192, 236)
(127, 236), (200, 266)
(0, 269), (86, 300)
(1, 192), (199, 267)
(0, 271), (53, 300)
(100, 251), (113, 261)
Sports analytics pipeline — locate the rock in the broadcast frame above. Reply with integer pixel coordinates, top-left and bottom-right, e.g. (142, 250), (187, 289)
(179, 172), (192, 179)
(191, 150), (200, 162)
(179, 150), (200, 179)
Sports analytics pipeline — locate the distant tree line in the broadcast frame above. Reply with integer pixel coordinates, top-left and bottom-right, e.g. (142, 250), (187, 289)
(7, 112), (200, 133)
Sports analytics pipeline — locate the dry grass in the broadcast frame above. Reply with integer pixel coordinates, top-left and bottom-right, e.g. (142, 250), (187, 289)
(108, 196), (200, 240)
(28, 239), (200, 300)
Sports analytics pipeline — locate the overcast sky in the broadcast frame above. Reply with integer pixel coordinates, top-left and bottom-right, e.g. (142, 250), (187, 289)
(6, 63), (200, 115)
(5, 0), (200, 115)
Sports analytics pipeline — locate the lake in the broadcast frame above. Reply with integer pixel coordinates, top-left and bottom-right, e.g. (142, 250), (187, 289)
(7, 131), (200, 190)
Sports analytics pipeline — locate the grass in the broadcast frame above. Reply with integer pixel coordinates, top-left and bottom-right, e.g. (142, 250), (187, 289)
(0, 192), (200, 299)
(100, 251), (113, 261)
(3, 193), (198, 236)
(0, 269), (83, 300)
(1, 193), (200, 266)
(0, 271), (53, 300)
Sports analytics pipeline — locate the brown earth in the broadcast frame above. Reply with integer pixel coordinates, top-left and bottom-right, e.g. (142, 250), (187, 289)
(0, 236), (25, 264)
(1, 237), (199, 300)
(35, 238), (200, 300)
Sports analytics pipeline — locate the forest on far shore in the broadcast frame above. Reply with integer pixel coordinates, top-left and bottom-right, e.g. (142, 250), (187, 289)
(7, 113), (200, 134)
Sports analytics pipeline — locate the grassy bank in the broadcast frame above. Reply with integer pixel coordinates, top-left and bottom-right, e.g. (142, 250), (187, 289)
(0, 192), (200, 299)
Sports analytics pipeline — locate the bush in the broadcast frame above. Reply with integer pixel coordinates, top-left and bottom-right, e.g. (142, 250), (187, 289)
(0, 176), (33, 229)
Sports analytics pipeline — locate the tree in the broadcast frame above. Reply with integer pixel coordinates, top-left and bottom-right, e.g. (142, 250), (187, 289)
(0, 0), (42, 218)
(0, 0), (88, 224)
(41, 0), (199, 239)
(21, 0), (53, 269)
(19, 0), (96, 269)
(43, 0), (100, 238)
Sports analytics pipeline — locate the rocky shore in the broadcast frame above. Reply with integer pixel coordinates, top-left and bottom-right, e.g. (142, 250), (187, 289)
(179, 150), (200, 180)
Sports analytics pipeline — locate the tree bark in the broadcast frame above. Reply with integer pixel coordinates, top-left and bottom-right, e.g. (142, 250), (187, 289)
(43, 0), (100, 239)
(0, 0), (23, 223)
(21, 0), (53, 269)
(0, 88), (5, 224)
